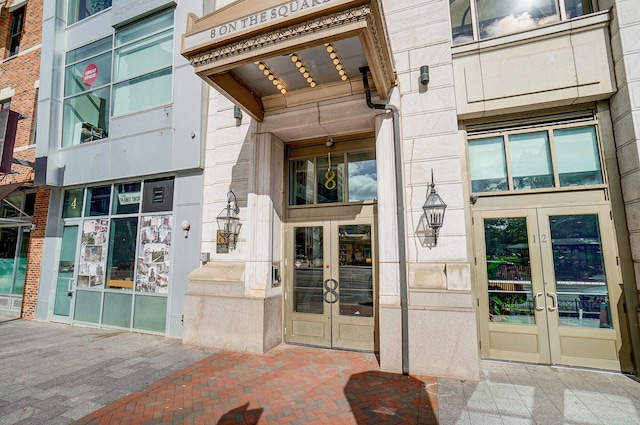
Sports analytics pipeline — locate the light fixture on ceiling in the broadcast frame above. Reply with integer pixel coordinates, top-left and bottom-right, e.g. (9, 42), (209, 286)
(254, 61), (287, 94)
(325, 43), (347, 81)
(290, 53), (316, 88)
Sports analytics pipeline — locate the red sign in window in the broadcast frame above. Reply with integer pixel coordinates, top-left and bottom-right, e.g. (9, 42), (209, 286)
(82, 62), (99, 86)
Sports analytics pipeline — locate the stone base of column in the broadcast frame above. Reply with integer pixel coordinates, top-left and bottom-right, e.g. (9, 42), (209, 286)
(183, 263), (282, 354)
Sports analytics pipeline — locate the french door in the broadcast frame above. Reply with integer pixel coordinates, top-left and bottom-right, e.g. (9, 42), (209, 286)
(284, 218), (376, 351)
(474, 205), (623, 370)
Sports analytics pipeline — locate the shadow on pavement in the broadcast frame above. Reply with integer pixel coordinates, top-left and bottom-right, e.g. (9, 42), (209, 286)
(217, 402), (263, 425)
(344, 370), (438, 424)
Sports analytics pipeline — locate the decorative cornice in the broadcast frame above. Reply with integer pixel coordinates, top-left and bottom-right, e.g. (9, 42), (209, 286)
(365, 7), (393, 93)
(186, 4), (371, 68)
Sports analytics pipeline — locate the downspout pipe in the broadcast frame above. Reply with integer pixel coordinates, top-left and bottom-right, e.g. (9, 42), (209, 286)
(360, 67), (409, 376)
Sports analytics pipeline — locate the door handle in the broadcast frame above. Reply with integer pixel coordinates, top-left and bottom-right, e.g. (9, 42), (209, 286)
(547, 292), (558, 311)
(534, 292), (544, 311)
(68, 278), (76, 296)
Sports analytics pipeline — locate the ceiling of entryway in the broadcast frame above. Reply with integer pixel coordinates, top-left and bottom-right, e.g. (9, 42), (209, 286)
(230, 36), (367, 97)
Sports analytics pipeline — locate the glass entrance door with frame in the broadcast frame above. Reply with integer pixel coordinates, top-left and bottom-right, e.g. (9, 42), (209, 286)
(474, 206), (623, 370)
(52, 224), (79, 323)
(285, 219), (376, 351)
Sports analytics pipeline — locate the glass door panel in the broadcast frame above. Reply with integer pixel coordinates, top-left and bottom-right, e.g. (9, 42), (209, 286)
(483, 217), (535, 324)
(549, 214), (611, 329)
(293, 226), (324, 314)
(337, 224), (373, 317)
(54, 225), (79, 318)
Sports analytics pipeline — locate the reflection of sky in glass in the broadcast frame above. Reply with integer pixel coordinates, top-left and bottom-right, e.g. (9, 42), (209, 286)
(348, 159), (377, 201)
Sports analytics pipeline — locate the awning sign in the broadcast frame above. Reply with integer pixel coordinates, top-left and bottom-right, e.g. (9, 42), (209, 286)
(183, 0), (341, 51)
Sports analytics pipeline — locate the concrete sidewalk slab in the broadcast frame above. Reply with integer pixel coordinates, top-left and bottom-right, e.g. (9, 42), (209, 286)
(0, 316), (213, 425)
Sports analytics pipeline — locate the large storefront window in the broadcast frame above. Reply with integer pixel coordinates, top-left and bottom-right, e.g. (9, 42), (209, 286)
(450, 0), (596, 44)
(0, 192), (34, 296)
(61, 177), (174, 333)
(289, 150), (377, 206)
(62, 10), (174, 147)
(468, 124), (603, 194)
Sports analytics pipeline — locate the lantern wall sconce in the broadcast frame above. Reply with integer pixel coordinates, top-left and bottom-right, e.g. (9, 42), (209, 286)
(422, 169), (447, 245)
(217, 190), (240, 249)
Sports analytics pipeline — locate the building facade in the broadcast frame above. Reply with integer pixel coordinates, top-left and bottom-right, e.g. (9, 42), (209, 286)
(34, 0), (206, 336)
(0, 0), (46, 318)
(180, 0), (640, 379)
(32, 0), (640, 380)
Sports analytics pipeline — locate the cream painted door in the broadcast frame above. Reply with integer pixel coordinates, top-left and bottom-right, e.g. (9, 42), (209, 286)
(285, 219), (375, 351)
(475, 206), (623, 370)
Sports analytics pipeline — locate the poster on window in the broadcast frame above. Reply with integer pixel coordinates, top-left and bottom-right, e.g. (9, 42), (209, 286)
(78, 219), (109, 288)
(136, 215), (172, 293)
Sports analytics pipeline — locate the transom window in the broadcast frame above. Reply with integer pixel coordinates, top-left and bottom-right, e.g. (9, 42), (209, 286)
(450, 0), (597, 45)
(61, 10), (174, 147)
(289, 150), (377, 206)
(468, 123), (603, 193)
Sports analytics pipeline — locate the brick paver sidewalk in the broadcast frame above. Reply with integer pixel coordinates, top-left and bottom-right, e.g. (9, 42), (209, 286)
(72, 345), (438, 425)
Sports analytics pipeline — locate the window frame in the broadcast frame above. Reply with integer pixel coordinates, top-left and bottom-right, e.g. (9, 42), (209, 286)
(449, 0), (598, 45)
(7, 6), (25, 57)
(111, 11), (174, 117)
(67, 0), (112, 26)
(60, 9), (175, 148)
(467, 119), (605, 195)
(287, 149), (377, 207)
(61, 177), (174, 295)
(62, 36), (113, 148)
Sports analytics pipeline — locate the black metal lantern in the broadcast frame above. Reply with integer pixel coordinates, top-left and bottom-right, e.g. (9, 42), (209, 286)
(217, 190), (240, 248)
(422, 170), (447, 244)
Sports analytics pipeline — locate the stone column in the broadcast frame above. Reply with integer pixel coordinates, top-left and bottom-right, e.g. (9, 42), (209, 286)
(375, 106), (404, 372)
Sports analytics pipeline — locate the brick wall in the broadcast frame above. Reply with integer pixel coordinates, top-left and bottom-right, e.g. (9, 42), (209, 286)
(21, 187), (49, 319)
(1, 0), (45, 318)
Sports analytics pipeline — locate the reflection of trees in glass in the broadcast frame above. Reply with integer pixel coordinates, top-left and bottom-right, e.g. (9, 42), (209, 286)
(550, 214), (604, 282)
(484, 218), (530, 280)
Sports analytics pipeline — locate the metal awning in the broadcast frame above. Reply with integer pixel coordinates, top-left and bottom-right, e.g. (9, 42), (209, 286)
(0, 182), (32, 226)
(181, 0), (396, 121)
